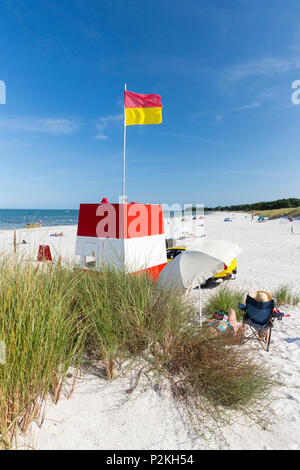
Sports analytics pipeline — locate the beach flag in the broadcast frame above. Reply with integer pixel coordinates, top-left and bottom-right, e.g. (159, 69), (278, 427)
(124, 90), (162, 126)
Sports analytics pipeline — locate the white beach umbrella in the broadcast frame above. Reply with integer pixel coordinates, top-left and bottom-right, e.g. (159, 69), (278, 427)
(158, 251), (224, 325)
(158, 250), (224, 290)
(190, 239), (242, 266)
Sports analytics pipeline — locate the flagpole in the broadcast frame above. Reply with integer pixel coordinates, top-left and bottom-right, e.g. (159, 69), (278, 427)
(122, 83), (127, 202)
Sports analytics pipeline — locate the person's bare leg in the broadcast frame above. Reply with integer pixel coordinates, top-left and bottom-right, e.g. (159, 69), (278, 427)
(228, 308), (238, 334)
(228, 308), (245, 344)
(264, 328), (270, 344)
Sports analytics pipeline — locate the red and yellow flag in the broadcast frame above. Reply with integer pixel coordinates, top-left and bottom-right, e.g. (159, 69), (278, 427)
(124, 90), (162, 126)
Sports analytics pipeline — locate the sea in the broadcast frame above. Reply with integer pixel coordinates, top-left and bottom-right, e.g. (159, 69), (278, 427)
(0, 209), (79, 231)
(0, 207), (205, 231)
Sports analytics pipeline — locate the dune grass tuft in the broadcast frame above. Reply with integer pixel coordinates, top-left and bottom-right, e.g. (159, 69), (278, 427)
(0, 260), (276, 447)
(272, 285), (300, 306)
(75, 267), (196, 380)
(203, 286), (245, 321)
(0, 260), (86, 447)
(163, 328), (275, 430)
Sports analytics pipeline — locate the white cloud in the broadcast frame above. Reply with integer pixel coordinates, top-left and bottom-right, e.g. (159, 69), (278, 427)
(0, 116), (78, 135)
(0, 80), (6, 104)
(226, 57), (300, 83)
(94, 114), (123, 140)
(233, 101), (262, 111)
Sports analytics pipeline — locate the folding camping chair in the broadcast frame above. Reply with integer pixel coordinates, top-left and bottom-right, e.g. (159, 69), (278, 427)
(239, 295), (275, 351)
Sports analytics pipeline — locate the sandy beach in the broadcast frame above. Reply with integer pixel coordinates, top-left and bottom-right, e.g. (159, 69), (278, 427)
(0, 225), (78, 264)
(3, 0), (300, 453)
(9, 212), (300, 450)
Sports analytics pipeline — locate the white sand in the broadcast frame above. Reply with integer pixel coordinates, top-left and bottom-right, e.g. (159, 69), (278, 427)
(0, 225), (78, 264)
(10, 213), (300, 450)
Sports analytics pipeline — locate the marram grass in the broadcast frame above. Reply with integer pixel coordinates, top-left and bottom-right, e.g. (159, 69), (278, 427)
(0, 260), (276, 448)
(0, 260), (87, 447)
(203, 286), (245, 321)
(272, 285), (300, 306)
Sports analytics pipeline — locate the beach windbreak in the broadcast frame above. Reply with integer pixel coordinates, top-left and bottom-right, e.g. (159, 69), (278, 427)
(124, 90), (162, 126)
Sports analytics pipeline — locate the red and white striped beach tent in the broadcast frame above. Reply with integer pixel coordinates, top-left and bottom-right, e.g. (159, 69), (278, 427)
(75, 203), (167, 280)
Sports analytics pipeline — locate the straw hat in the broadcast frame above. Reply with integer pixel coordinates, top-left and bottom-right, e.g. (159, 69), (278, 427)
(249, 291), (273, 302)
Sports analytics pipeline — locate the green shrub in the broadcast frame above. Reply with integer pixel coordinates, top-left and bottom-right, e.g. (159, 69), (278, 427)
(203, 286), (245, 321)
(273, 285), (300, 306)
(0, 261), (275, 447)
(75, 267), (195, 378)
(0, 260), (86, 447)
(163, 327), (275, 429)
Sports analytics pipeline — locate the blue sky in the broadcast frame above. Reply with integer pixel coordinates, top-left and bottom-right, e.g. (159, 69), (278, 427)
(0, 0), (300, 208)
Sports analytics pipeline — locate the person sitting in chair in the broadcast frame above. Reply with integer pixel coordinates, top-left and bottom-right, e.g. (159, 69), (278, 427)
(239, 291), (274, 344)
(207, 291), (274, 345)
